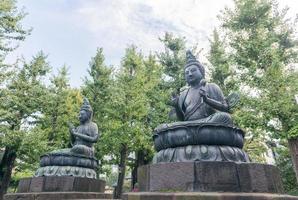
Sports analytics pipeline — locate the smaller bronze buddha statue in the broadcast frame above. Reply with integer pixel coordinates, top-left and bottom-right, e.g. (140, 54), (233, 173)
(69, 98), (98, 157)
(35, 98), (99, 178)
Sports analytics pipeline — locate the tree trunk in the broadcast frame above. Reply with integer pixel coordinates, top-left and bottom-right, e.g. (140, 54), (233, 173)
(131, 150), (146, 190)
(288, 138), (298, 183)
(114, 144), (127, 199)
(0, 147), (17, 200)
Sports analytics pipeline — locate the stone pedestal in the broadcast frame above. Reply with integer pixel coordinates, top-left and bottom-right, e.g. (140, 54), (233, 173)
(123, 161), (298, 199)
(138, 161), (284, 193)
(4, 176), (110, 200)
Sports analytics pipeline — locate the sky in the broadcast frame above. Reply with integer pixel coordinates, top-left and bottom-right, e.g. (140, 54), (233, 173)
(5, 0), (298, 87)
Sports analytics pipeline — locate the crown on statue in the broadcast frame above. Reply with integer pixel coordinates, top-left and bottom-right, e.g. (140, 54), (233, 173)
(80, 98), (93, 113)
(185, 50), (205, 78)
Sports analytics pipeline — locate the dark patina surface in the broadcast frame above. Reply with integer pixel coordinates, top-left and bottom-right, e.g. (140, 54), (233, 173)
(153, 51), (248, 163)
(35, 98), (99, 178)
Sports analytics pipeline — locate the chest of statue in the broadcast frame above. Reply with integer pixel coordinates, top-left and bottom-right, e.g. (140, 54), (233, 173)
(76, 124), (92, 136)
(181, 87), (212, 121)
(184, 88), (202, 108)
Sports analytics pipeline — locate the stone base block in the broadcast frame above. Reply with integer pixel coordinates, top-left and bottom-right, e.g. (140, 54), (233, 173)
(138, 161), (284, 193)
(123, 192), (298, 200)
(4, 192), (112, 200)
(17, 177), (105, 193)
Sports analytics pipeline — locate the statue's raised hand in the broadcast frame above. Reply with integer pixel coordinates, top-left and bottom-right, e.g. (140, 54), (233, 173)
(199, 88), (208, 101)
(68, 122), (75, 135)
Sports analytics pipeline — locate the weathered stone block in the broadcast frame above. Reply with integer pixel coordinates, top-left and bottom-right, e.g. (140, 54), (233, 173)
(138, 161), (284, 193)
(17, 178), (31, 193)
(17, 177), (106, 193)
(43, 176), (75, 192)
(194, 161), (239, 192)
(139, 162), (194, 192)
(29, 177), (44, 192)
(73, 177), (90, 192)
(237, 163), (284, 193)
(138, 165), (150, 191)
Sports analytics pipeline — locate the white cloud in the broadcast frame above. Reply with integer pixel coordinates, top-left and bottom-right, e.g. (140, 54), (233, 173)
(5, 0), (298, 87)
(72, 0), (234, 60)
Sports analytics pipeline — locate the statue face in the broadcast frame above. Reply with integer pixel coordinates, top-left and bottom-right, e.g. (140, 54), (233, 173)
(79, 110), (90, 123)
(185, 64), (202, 85)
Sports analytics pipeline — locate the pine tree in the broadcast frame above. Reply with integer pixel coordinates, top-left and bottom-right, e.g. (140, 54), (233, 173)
(0, 0), (29, 59)
(40, 66), (82, 149)
(0, 52), (50, 198)
(158, 32), (187, 93)
(82, 48), (112, 175)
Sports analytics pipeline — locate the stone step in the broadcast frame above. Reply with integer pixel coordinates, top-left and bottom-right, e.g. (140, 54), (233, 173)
(4, 192), (113, 200)
(123, 192), (298, 200)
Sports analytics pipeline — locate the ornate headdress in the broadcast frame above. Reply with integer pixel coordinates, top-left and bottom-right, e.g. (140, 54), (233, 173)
(80, 98), (93, 114)
(185, 50), (205, 78)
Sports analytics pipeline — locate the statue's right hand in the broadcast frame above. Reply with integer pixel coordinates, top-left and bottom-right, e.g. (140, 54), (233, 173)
(169, 92), (179, 106)
(68, 122), (75, 133)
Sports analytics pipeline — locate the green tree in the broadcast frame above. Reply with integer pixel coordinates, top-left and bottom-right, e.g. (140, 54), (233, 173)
(276, 141), (298, 194)
(99, 46), (166, 198)
(10, 66), (83, 193)
(0, 52), (50, 198)
(208, 29), (236, 95)
(0, 0), (29, 59)
(208, 28), (268, 162)
(129, 54), (168, 189)
(82, 48), (113, 175)
(106, 47), (149, 198)
(213, 0), (298, 187)
(39, 66), (83, 150)
(158, 32), (187, 93)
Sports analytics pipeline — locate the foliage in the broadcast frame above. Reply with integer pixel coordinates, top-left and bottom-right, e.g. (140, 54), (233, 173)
(102, 46), (158, 159)
(0, 0), (29, 58)
(82, 47), (113, 175)
(158, 32), (187, 94)
(0, 52), (51, 197)
(275, 142), (298, 194)
(36, 66), (82, 148)
(0, 52), (50, 150)
(208, 29), (237, 95)
(208, 0), (298, 164)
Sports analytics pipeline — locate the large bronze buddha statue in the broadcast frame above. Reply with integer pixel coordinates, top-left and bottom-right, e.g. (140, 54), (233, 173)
(153, 51), (249, 163)
(35, 98), (99, 178)
(172, 50), (233, 124)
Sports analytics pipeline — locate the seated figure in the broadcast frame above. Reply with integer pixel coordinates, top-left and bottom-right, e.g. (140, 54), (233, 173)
(69, 98), (98, 157)
(153, 51), (249, 163)
(172, 50), (233, 125)
(35, 98), (99, 178)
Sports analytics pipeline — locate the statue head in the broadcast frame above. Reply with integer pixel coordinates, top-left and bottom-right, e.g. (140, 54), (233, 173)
(184, 50), (205, 86)
(79, 98), (93, 124)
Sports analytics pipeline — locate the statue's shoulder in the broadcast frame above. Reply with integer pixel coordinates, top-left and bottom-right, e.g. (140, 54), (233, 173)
(89, 121), (98, 131)
(205, 82), (223, 93)
(205, 82), (225, 100)
(206, 82), (221, 90)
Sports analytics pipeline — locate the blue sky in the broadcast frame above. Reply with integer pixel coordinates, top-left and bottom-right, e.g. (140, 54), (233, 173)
(5, 0), (298, 87)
